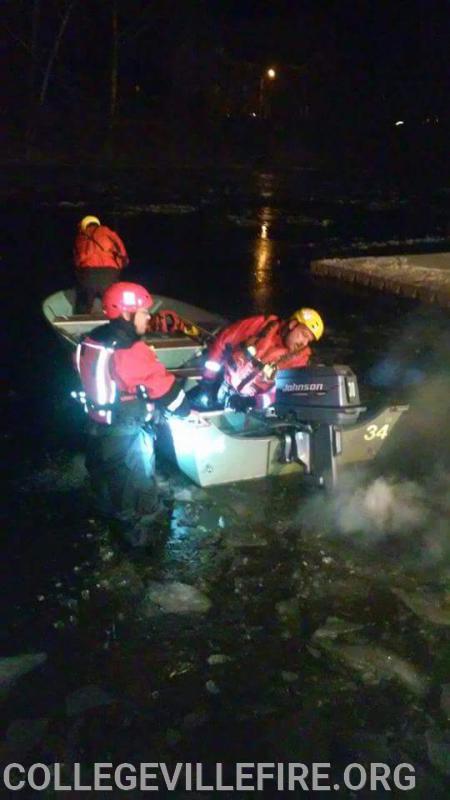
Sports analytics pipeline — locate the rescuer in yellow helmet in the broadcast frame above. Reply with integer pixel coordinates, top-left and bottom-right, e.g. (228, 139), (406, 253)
(192, 307), (324, 410)
(73, 215), (129, 314)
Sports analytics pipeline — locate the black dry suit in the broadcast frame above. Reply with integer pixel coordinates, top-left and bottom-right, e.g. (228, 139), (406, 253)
(78, 318), (186, 546)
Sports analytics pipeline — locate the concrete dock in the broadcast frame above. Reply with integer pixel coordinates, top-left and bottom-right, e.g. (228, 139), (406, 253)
(311, 252), (450, 307)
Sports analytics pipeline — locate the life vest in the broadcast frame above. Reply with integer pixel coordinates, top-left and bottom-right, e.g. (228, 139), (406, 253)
(224, 319), (291, 396)
(74, 226), (128, 270)
(74, 337), (153, 425)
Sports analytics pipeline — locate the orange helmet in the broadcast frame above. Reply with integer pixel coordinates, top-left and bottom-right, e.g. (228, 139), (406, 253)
(102, 282), (153, 320)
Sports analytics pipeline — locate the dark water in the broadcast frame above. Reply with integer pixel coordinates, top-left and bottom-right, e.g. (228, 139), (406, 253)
(2, 166), (450, 796)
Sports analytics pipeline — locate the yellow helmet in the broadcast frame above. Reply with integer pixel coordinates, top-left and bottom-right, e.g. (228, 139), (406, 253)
(290, 307), (324, 341)
(80, 215), (101, 231)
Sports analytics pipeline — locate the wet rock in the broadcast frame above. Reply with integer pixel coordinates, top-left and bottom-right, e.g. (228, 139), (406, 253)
(0, 653), (47, 696)
(316, 641), (429, 696)
(393, 588), (450, 626)
(312, 616), (366, 640)
(5, 718), (49, 753)
(141, 581), (211, 615)
(66, 685), (114, 717)
(425, 727), (450, 775)
(207, 654), (232, 666)
(168, 663), (195, 679)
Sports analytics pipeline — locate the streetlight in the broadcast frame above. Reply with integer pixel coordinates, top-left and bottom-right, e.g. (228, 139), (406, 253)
(259, 67), (276, 118)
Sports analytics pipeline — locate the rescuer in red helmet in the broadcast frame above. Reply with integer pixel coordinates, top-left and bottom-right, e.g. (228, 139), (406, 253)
(73, 215), (129, 314)
(74, 282), (198, 547)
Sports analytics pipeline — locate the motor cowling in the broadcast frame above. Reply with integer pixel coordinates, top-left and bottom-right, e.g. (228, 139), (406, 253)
(274, 365), (365, 426)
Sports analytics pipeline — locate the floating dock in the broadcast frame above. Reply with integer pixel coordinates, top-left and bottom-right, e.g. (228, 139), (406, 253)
(311, 252), (450, 307)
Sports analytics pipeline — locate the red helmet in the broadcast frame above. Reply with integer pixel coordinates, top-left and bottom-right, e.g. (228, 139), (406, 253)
(102, 282), (153, 320)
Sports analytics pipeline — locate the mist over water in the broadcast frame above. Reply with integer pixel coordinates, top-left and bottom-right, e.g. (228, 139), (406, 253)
(301, 308), (450, 576)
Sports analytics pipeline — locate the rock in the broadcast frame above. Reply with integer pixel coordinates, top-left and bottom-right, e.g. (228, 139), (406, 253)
(5, 718), (49, 753)
(66, 685), (114, 717)
(205, 680), (220, 695)
(207, 654), (232, 666)
(393, 588), (450, 626)
(425, 727), (450, 775)
(0, 653), (47, 696)
(317, 642), (429, 696)
(312, 617), (366, 640)
(141, 581), (211, 615)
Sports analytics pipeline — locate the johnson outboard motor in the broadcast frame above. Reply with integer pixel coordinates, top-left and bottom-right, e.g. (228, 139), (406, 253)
(270, 366), (366, 488)
(274, 365), (365, 426)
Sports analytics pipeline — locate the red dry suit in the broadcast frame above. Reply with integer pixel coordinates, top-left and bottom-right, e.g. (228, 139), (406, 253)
(74, 318), (189, 424)
(73, 225), (129, 270)
(204, 315), (312, 398)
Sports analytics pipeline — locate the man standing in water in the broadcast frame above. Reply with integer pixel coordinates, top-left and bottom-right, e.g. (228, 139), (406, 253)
(73, 215), (129, 313)
(74, 282), (200, 546)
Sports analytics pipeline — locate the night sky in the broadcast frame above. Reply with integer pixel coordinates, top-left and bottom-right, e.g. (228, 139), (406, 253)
(2, 0), (449, 158)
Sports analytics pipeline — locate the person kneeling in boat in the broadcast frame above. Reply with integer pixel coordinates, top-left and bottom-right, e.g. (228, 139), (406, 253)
(73, 215), (129, 314)
(74, 282), (201, 547)
(192, 308), (324, 412)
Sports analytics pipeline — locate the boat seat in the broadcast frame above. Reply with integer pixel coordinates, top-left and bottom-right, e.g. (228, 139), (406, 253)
(53, 314), (106, 322)
(146, 336), (201, 349)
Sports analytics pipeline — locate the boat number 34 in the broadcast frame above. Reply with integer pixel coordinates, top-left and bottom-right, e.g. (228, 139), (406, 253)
(364, 423), (390, 441)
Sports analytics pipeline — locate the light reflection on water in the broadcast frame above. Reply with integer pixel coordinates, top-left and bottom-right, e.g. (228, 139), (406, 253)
(251, 206), (276, 312)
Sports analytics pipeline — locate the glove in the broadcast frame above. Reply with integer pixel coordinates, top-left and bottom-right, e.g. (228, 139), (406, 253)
(182, 322), (201, 338)
(187, 380), (218, 410)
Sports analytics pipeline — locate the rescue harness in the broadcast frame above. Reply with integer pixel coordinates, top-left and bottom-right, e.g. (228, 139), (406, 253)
(226, 318), (305, 394)
(73, 338), (153, 425)
(80, 229), (124, 268)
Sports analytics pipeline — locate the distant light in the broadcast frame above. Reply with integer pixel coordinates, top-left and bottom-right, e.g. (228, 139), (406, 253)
(251, 112), (257, 117)
(261, 224), (268, 239)
(395, 120), (404, 126)
(267, 68), (276, 79)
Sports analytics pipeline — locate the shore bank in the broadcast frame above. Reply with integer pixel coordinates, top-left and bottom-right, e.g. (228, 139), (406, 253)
(311, 252), (450, 307)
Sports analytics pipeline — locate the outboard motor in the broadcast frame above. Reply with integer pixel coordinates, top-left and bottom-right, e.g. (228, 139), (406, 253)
(271, 366), (366, 488)
(274, 365), (365, 426)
